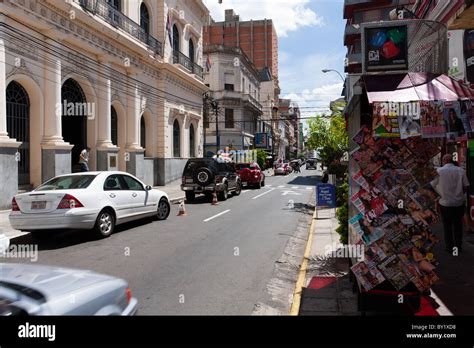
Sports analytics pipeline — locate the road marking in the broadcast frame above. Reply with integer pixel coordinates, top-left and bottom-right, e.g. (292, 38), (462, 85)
(306, 187), (313, 190)
(278, 185), (285, 188)
(241, 190), (250, 194)
(291, 186), (298, 189)
(282, 190), (302, 196)
(290, 208), (317, 315)
(266, 184), (272, 187)
(203, 209), (231, 222)
(252, 188), (275, 200)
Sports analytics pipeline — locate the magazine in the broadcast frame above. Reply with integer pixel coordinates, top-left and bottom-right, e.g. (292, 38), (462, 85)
(377, 254), (412, 290)
(444, 101), (466, 139)
(351, 261), (386, 291)
(350, 212), (386, 246)
(373, 102), (400, 138)
(420, 101), (446, 138)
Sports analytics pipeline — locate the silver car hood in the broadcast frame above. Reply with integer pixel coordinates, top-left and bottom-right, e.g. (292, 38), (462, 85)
(0, 263), (117, 300)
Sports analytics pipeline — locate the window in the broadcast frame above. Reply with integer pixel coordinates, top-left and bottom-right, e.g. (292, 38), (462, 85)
(140, 115), (146, 149)
(140, 2), (150, 34)
(173, 24), (180, 51)
(242, 78), (245, 92)
(205, 84), (210, 87)
(225, 109), (234, 128)
(121, 175), (144, 191)
(111, 106), (118, 146)
(104, 175), (125, 191)
(37, 175), (98, 191)
(204, 111), (209, 129)
(106, 0), (121, 10)
(189, 39), (195, 63)
(189, 124), (195, 157)
(173, 119), (181, 157)
(224, 84), (234, 91)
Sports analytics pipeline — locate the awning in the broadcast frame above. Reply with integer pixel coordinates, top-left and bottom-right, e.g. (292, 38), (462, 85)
(363, 73), (474, 103)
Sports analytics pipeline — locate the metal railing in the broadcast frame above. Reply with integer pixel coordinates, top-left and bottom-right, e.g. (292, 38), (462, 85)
(172, 50), (204, 78)
(77, 0), (163, 56)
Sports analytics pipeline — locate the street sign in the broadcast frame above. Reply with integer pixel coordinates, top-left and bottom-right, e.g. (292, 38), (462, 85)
(316, 184), (336, 208)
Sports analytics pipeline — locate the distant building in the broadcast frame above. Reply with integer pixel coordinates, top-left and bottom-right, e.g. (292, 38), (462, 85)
(204, 45), (263, 153)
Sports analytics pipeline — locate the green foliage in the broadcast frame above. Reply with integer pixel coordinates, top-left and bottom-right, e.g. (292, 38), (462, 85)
(336, 175), (349, 244)
(307, 101), (348, 174)
(256, 149), (267, 169)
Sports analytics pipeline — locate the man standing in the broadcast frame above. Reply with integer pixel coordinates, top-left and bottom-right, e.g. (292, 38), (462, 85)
(79, 147), (91, 172)
(430, 153), (469, 253)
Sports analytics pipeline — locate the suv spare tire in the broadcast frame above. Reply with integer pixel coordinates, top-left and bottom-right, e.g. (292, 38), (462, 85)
(194, 167), (214, 186)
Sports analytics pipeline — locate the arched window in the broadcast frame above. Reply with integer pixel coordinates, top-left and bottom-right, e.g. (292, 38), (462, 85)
(140, 115), (146, 149)
(173, 119), (180, 157)
(111, 106), (118, 146)
(189, 124), (195, 157)
(189, 39), (195, 63)
(6, 81), (30, 185)
(173, 24), (180, 52)
(140, 2), (150, 35)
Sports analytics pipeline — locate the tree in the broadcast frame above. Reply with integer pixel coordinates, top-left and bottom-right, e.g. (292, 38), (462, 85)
(307, 100), (348, 170)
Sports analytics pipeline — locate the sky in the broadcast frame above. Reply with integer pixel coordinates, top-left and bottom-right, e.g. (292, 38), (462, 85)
(202, 0), (347, 128)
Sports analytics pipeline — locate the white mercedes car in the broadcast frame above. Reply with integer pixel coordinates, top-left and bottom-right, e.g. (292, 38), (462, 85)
(9, 171), (170, 238)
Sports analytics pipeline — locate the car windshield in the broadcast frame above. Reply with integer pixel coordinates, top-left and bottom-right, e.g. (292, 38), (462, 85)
(35, 175), (97, 191)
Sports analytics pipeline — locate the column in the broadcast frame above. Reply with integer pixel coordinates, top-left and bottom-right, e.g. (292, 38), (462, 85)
(41, 39), (73, 182)
(96, 61), (118, 171)
(125, 73), (144, 177)
(0, 37), (8, 139)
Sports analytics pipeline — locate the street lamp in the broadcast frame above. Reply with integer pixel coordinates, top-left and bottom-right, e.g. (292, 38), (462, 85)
(322, 69), (345, 83)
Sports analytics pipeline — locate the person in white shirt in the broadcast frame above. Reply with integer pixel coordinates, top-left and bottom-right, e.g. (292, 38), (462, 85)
(79, 147), (91, 172)
(430, 153), (470, 253)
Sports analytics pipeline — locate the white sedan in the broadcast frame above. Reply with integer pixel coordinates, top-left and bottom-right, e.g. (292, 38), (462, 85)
(9, 171), (170, 238)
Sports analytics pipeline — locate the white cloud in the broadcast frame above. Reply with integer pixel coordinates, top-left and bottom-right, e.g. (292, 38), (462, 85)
(202, 0), (324, 37)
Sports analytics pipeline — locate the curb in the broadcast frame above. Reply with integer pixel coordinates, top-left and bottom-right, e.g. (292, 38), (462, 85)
(289, 207), (317, 315)
(170, 196), (185, 204)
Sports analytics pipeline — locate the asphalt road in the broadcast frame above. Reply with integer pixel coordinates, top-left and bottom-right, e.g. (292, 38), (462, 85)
(6, 168), (321, 315)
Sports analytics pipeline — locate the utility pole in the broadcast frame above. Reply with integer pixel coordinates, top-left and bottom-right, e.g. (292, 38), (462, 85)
(211, 100), (220, 152)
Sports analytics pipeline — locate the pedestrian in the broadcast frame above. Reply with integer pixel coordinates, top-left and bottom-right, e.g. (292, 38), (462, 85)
(430, 153), (470, 253)
(79, 147), (91, 172)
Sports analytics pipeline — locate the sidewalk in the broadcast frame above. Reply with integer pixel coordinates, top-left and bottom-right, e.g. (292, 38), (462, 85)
(298, 208), (359, 315)
(0, 178), (185, 241)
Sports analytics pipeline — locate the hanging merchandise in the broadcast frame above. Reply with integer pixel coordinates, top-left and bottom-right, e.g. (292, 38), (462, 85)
(444, 101), (467, 142)
(420, 101), (446, 138)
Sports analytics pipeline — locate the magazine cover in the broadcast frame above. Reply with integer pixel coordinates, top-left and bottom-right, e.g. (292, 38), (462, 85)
(409, 164), (438, 187)
(420, 100), (446, 138)
(377, 254), (412, 290)
(397, 247), (439, 292)
(404, 137), (440, 160)
(353, 125), (378, 148)
(459, 99), (473, 133)
(351, 146), (383, 177)
(365, 243), (389, 268)
(444, 101), (466, 139)
(372, 102), (400, 138)
(398, 105), (421, 139)
(351, 261), (386, 291)
(352, 169), (370, 190)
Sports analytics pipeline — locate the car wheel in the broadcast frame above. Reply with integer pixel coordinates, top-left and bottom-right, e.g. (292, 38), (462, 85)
(194, 167), (214, 186)
(94, 209), (115, 238)
(218, 184), (228, 201)
(234, 182), (242, 196)
(256, 180), (262, 189)
(185, 191), (195, 202)
(261, 179), (265, 187)
(157, 198), (170, 220)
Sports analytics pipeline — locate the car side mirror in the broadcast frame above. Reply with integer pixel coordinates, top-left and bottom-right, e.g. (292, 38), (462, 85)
(145, 185), (152, 191)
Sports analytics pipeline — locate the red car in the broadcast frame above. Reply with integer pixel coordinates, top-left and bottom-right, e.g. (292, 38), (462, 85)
(235, 163), (265, 189)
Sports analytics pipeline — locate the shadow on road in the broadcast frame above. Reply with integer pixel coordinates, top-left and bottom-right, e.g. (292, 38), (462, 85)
(287, 175), (321, 186)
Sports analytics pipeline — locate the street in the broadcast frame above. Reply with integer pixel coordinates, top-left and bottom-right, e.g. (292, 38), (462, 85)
(5, 168), (321, 315)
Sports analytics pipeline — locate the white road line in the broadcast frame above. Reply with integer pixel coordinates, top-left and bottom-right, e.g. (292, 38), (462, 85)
(266, 184), (272, 187)
(203, 209), (231, 222)
(292, 186), (298, 189)
(278, 185), (285, 188)
(241, 190), (250, 194)
(306, 187), (313, 190)
(252, 188), (275, 200)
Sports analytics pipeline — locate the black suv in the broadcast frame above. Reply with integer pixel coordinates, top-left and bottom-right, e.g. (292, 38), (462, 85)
(306, 158), (317, 170)
(181, 158), (242, 201)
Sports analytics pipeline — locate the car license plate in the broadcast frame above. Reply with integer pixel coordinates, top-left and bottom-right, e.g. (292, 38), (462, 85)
(31, 201), (46, 210)
(242, 182), (247, 186)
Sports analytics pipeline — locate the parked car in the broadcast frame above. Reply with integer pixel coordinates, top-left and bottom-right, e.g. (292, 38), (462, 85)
(9, 171), (170, 239)
(181, 158), (242, 201)
(0, 263), (138, 315)
(274, 163), (292, 175)
(306, 159), (317, 170)
(235, 163), (265, 189)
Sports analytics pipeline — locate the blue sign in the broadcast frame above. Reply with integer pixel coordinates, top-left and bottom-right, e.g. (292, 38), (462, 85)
(316, 184), (336, 208)
(254, 133), (268, 148)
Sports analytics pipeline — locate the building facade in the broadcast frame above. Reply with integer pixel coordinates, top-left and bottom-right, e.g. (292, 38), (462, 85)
(0, 0), (209, 208)
(203, 45), (262, 153)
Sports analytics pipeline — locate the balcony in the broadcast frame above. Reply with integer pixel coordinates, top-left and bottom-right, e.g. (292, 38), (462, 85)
(173, 50), (204, 78)
(76, 0), (163, 56)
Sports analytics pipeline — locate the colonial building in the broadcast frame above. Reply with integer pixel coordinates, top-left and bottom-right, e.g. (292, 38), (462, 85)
(203, 44), (262, 153)
(0, 0), (209, 208)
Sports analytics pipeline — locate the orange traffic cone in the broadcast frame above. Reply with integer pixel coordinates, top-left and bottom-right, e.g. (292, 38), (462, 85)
(177, 200), (187, 216)
(211, 191), (219, 206)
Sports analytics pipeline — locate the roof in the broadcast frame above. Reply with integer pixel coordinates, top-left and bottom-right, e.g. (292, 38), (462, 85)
(363, 72), (474, 103)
